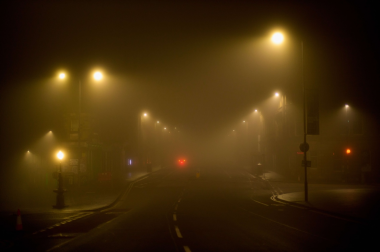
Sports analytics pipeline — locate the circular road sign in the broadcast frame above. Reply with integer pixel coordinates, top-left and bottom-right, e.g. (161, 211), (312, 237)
(299, 143), (310, 152)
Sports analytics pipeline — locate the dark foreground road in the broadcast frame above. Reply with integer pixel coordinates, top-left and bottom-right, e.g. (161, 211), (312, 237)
(3, 167), (378, 251)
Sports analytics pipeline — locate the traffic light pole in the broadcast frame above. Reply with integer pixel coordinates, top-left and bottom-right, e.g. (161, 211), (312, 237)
(302, 41), (308, 202)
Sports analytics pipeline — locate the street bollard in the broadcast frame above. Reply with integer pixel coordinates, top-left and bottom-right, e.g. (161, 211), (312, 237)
(53, 168), (67, 209)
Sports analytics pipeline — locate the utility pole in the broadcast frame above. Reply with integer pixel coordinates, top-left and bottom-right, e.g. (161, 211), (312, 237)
(302, 41), (308, 202)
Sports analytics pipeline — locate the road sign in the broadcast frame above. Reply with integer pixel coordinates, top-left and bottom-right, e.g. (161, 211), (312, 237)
(301, 160), (311, 167)
(299, 143), (309, 152)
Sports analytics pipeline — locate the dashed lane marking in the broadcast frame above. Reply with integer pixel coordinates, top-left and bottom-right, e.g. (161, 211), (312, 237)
(183, 245), (192, 252)
(252, 199), (269, 206)
(175, 226), (183, 238)
(173, 214), (177, 221)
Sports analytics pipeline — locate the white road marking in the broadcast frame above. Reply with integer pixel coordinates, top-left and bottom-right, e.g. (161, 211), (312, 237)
(173, 214), (177, 221)
(252, 199), (269, 206)
(239, 207), (335, 242)
(183, 245), (192, 252)
(175, 225), (183, 238)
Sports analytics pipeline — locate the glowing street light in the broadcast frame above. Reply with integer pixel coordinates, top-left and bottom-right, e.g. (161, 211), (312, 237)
(271, 32), (284, 44)
(144, 113), (147, 117)
(93, 71), (103, 81)
(59, 73), (66, 79)
(57, 151), (64, 160)
(275, 92), (279, 97)
(254, 109), (258, 112)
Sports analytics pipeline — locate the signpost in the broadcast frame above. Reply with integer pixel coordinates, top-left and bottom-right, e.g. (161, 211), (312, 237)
(301, 160), (311, 167)
(306, 89), (319, 135)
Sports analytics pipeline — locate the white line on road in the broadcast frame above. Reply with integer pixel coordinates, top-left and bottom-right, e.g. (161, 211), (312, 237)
(175, 225), (183, 238)
(173, 214), (177, 221)
(252, 199), (269, 206)
(183, 245), (192, 252)
(239, 207), (335, 242)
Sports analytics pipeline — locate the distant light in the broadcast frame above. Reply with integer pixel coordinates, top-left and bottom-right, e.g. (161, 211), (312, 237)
(164, 127), (167, 130)
(57, 151), (64, 160)
(59, 73), (66, 79)
(254, 109), (258, 112)
(157, 121), (159, 123)
(143, 113), (147, 117)
(233, 130), (235, 131)
(49, 131), (52, 133)
(27, 150), (30, 153)
(345, 104), (349, 108)
(271, 32), (284, 44)
(93, 71), (103, 81)
(243, 121), (245, 123)
(346, 149), (351, 154)
(275, 92), (279, 97)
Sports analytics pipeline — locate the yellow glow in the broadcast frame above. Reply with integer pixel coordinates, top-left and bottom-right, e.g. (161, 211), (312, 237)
(59, 73), (66, 79)
(254, 109), (258, 112)
(275, 92), (279, 97)
(157, 121), (159, 123)
(164, 127), (167, 130)
(346, 149), (351, 154)
(345, 104), (349, 108)
(144, 113), (147, 117)
(57, 151), (64, 160)
(243, 121), (245, 123)
(271, 32), (284, 44)
(93, 71), (103, 81)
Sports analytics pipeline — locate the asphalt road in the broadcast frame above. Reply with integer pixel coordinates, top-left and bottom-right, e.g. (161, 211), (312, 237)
(3, 167), (378, 251)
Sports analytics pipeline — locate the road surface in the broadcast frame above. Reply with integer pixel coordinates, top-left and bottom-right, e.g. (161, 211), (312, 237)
(2, 167), (377, 251)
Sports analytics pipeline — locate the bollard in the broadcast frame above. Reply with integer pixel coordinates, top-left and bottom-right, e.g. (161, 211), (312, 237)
(53, 166), (66, 209)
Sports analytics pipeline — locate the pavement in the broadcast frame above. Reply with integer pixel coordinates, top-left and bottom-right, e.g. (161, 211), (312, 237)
(0, 166), (162, 213)
(260, 170), (380, 222)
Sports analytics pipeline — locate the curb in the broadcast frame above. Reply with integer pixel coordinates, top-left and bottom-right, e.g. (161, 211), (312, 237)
(251, 170), (371, 225)
(83, 168), (164, 212)
(273, 195), (370, 225)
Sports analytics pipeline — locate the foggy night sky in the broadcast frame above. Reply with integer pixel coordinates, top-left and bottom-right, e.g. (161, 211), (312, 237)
(0, 1), (379, 169)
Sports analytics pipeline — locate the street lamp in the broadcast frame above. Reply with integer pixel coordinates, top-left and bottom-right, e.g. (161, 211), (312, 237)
(271, 32), (284, 44)
(271, 31), (308, 201)
(93, 71), (103, 81)
(57, 70), (104, 185)
(275, 92), (280, 97)
(53, 151), (66, 209)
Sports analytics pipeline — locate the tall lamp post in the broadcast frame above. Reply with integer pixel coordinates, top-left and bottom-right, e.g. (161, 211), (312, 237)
(53, 151), (66, 209)
(58, 71), (103, 183)
(271, 32), (309, 201)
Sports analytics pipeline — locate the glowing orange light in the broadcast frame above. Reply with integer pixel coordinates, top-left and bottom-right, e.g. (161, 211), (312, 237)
(346, 149), (351, 154)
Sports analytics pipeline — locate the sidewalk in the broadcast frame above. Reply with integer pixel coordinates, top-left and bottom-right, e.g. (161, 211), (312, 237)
(0, 166), (162, 213)
(261, 170), (380, 222)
